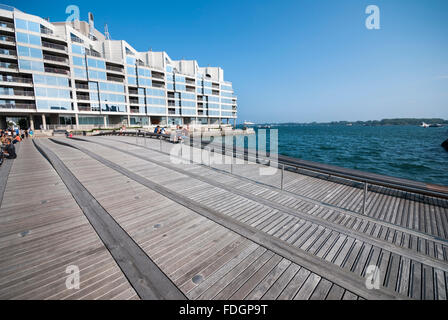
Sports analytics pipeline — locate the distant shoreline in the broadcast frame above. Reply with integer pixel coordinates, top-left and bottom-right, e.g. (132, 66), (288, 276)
(242, 118), (448, 127)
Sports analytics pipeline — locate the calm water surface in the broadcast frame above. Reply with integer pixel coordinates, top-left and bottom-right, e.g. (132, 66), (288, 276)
(228, 125), (448, 186)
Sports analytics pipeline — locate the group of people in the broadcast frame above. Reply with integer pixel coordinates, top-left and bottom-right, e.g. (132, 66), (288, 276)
(0, 127), (31, 161)
(153, 125), (190, 142)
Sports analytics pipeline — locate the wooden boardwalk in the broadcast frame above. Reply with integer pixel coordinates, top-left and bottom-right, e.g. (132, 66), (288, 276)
(0, 135), (447, 300)
(0, 139), (138, 300)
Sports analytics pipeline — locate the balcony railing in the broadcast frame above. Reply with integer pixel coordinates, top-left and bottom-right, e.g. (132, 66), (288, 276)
(0, 90), (34, 96)
(85, 49), (101, 57)
(0, 103), (36, 110)
(0, 76), (32, 84)
(0, 22), (14, 29)
(152, 73), (164, 80)
(77, 106), (91, 111)
(0, 49), (16, 56)
(107, 75), (124, 83)
(70, 36), (83, 44)
(42, 41), (67, 52)
(0, 62), (17, 70)
(152, 82), (165, 88)
(43, 54), (69, 64)
(0, 35), (15, 42)
(45, 67), (70, 75)
(106, 65), (123, 72)
(76, 94), (90, 100)
(40, 28), (54, 35)
(75, 83), (89, 89)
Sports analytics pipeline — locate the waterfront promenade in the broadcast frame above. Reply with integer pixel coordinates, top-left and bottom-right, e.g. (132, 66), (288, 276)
(0, 136), (447, 300)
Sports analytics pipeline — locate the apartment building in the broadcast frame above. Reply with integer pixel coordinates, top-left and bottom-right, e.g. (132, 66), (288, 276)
(0, 5), (238, 130)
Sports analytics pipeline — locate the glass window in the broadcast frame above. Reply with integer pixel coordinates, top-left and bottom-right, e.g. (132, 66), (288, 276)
(27, 21), (40, 33)
(73, 56), (85, 66)
(17, 45), (28, 56)
(126, 56), (135, 65)
(30, 47), (43, 58)
(28, 34), (41, 46)
(71, 44), (85, 55)
(127, 66), (135, 75)
(15, 19), (27, 30)
(74, 67), (87, 79)
(16, 32), (28, 44)
(33, 74), (45, 84)
(128, 76), (136, 85)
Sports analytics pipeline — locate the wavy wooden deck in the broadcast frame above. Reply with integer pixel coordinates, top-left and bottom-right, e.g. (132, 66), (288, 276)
(0, 136), (446, 300)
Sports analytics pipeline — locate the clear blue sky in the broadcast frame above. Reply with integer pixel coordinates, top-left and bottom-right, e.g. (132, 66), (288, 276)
(7, 0), (448, 123)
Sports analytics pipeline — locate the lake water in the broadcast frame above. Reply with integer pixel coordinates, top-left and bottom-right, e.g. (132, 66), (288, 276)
(229, 125), (448, 186)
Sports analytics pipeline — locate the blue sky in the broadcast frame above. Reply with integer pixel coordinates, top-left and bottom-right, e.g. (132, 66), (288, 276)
(7, 0), (448, 123)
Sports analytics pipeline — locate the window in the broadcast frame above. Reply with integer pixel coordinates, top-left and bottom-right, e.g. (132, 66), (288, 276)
(35, 87), (70, 99)
(181, 92), (195, 100)
(99, 82), (124, 93)
(127, 76), (136, 85)
(74, 67), (87, 79)
(33, 74), (69, 87)
(36, 99), (72, 110)
(19, 59), (44, 71)
(71, 44), (85, 55)
(15, 18), (27, 30)
(126, 56), (135, 66)
(87, 58), (106, 69)
(88, 70), (106, 80)
(148, 107), (166, 114)
(17, 45), (43, 59)
(147, 88), (165, 97)
(147, 97), (165, 106)
(15, 19), (40, 33)
(73, 56), (85, 67)
(16, 32), (41, 46)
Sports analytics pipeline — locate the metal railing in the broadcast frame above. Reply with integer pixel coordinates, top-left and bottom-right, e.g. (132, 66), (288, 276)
(75, 83), (89, 89)
(0, 22), (14, 29)
(106, 65), (123, 72)
(107, 76), (124, 83)
(0, 62), (17, 69)
(152, 82), (165, 88)
(42, 41), (67, 52)
(0, 49), (16, 56)
(45, 67), (70, 75)
(0, 35), (15, 42)
(43, 54), (69, 63)
(152, 74), (165, 80)
(0, 90), (34, 96)
(0, 103), (35, 109)
(0, 76), (32, 84)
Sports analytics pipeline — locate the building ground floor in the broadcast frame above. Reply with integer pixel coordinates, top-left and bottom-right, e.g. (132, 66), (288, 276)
(0, 113), (236, 131)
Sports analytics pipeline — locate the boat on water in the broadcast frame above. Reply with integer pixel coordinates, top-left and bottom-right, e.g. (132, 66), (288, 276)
(421, 122), (443, 128)
(243, 121), (255, 126)
(257, 124), (271, 129)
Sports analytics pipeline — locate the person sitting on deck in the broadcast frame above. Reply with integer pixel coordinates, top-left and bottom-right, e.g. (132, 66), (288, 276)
(159, 127), (166, 134)
(3, 139), (17, 159)
(154, 125), (160, 134)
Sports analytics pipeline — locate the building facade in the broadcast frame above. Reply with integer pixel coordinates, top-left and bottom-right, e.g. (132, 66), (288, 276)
(0, 5), (237, 130)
